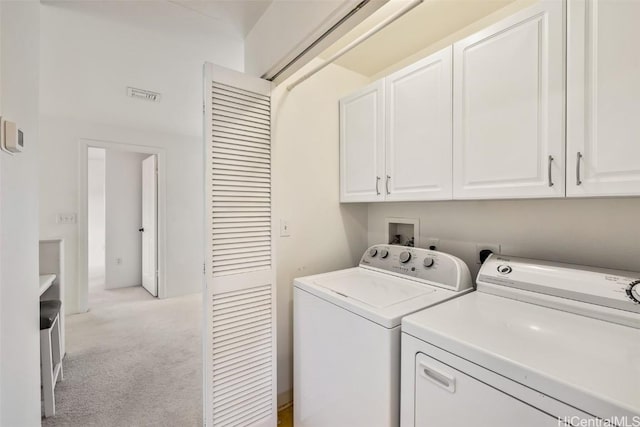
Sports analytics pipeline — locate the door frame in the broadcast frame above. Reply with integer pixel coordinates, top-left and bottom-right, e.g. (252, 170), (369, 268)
(78, 138), (166, 312)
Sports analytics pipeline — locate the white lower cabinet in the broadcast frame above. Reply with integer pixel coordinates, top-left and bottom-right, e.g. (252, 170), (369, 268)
(385, 47), (453, 201)
(452, 0), (565, 199)
(567, 0), (640, 197)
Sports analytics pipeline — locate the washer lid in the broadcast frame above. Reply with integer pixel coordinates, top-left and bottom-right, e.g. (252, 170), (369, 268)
(402, 292), (640, 420)
(315, 269), (435, 308)
(294, 267), (463, 328)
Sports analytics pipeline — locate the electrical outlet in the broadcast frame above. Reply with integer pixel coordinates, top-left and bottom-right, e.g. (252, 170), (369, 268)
(56, 213), (77, 224)
(116, 257), (123, 265)
(280, 219), (291, 237)
(425, 238), (440, 251)
(476, 243), (501, 264)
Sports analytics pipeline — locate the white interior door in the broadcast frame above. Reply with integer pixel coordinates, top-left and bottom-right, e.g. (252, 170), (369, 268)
(204, 63), (276, 427)
(141, 154), (157, 297)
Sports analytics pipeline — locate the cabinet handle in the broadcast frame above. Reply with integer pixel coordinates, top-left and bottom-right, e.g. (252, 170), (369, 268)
(385, 175), (391, 195)
(547, 155), (554, 187)
(576, 152), (583, 186)
(375, 176), (381, 195)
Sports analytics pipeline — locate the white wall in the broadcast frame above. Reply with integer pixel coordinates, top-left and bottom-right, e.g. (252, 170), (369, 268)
(272, 60), (370, 404)
(88, 148), (106, 286)
(368, 199), (640, 280)
(0, 1), (41, 425)
(39, 116), (204, 313)
(105, 150), (148, 290)
(39, 3), (243, 313)
(244, 0), (380, 80)
(246, 0), (344, 76)
(39, 3), (243, 137)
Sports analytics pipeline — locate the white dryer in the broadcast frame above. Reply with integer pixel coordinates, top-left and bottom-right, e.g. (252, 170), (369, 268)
(401, 254), (640, 427)
(293, 245), (473, 427)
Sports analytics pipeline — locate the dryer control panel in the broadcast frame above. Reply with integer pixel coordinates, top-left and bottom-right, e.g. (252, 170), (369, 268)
(359, 245), (472, 292)
(478, 254), (640, 317)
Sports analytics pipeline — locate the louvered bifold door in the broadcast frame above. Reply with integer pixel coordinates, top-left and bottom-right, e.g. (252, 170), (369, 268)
(203, 63), (276, 427)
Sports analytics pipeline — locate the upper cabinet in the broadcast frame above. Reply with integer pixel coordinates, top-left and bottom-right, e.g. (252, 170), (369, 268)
(567, 0), (640, 197)
(340, 81), (385, 202)
(385, 47), (453, 201)
(340, 48), (454, 203)
(452, 1), (565, 199)
(340, 0), (640, 203)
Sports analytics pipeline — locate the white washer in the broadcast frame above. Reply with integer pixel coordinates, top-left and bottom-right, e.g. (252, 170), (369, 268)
(294, 245), (473, 427)
(401, 253), (640, 427)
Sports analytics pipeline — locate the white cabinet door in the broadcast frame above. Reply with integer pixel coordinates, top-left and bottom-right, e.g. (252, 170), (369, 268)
(567, 0), (640, 197)
(340, 81), (385, 202)
(385, 47), (453, 201)
(452, 1), (565, 199)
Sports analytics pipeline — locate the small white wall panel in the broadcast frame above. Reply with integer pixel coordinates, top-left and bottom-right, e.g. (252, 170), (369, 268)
(340, 81), (385, 202)
(204, 63), (276, 427)
(385, 47), (453, 201)
(567, 0), (640, 197)
(452, 1), (565, 199)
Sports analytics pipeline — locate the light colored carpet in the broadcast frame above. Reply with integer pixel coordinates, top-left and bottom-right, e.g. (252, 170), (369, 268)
(43, 286), (202, 427)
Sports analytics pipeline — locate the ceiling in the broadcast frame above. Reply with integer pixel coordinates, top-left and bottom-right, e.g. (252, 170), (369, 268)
(169, 0), (273, 37)
(42, 0), (274, 40)
(320, 0), (518, 77)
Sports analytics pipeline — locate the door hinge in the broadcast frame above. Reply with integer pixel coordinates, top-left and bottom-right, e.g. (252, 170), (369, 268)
(203, 263), (206, 274)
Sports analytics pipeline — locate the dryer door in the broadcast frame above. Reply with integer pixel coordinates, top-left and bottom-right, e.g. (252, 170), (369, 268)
(414, 353), (558, 427)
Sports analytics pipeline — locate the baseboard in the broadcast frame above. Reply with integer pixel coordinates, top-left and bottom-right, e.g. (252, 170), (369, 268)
(277, 389), (293, 408)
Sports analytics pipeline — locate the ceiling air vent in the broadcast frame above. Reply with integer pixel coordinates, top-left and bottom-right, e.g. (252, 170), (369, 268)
(127, 87), (161, 102)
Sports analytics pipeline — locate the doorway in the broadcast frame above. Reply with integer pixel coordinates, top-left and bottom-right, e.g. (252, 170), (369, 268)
(86, 146), (158, 304)
(46, 140), (202, 426)
(80, 140), (166, 312)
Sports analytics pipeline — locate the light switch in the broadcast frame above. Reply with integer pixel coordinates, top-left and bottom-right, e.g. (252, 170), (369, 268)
(56, 213), (77, 224)
(280, 219), (291, 237)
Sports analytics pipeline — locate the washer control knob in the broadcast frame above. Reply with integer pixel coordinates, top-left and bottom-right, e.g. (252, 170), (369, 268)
(380, 249), (389, 259)
(626, 280), (640, 304)
(399, 251), (412, 264)
(423, 257), (435, 268)
(369, 248), (378, 258)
